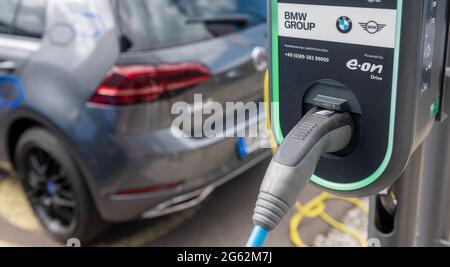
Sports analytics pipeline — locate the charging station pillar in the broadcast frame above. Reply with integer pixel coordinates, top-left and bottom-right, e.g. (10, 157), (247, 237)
(368, 145), (425, 247)
(265, 0), (450, 247)
(416, 62), (450, 246)
(369, 5), (450, 246)
(417, 118), (450, 246)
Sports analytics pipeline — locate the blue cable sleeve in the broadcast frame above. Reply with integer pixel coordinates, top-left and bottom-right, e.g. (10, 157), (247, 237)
(246, 225), (268, 247)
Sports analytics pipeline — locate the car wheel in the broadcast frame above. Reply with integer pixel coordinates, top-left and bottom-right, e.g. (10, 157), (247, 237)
(15, 127), (106, 244)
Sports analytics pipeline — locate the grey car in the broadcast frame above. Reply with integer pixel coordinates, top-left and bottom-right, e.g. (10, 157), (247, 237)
(0, 0), (269, 242)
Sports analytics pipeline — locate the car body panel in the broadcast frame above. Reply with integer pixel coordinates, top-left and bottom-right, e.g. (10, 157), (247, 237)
(0, 0), (268, 222)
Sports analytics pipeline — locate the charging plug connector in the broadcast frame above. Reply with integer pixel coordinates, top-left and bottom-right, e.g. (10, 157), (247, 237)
(252, 108), (353, 232)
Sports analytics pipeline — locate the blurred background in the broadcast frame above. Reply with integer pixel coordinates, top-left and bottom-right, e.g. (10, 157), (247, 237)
(0, 0), (368, 247)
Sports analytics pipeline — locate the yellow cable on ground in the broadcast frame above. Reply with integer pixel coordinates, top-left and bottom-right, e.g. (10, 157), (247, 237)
(263, 70), (368, 247)
(290, 193), (369, 247)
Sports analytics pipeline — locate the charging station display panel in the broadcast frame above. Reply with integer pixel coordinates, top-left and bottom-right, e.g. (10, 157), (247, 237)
(270, 0), (402, 192)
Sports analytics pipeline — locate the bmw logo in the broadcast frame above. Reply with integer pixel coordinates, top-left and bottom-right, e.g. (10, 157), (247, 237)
(336, 16), (353, 34)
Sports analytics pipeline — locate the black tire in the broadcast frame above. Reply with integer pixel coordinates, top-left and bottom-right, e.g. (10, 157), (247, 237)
(15, 127), (106, 244)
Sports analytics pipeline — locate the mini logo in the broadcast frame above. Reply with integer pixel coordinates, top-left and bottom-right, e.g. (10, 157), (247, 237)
(336, 16), (353, 34)
(359, 21), (386, 34)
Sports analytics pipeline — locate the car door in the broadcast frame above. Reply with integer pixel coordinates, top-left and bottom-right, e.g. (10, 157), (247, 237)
(0, 0), (45, 163)
(0, 0), (44, 108)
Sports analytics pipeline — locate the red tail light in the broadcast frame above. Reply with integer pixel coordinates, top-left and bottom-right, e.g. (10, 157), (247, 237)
(89, 63), (211, 105)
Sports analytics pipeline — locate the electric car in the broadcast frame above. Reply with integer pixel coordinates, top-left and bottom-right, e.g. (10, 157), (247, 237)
(0, 0), (268, 242)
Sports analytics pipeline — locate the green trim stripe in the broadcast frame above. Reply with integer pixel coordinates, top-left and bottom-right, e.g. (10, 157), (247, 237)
(270, 0), (404, 191)
(270, 0), (283, 144)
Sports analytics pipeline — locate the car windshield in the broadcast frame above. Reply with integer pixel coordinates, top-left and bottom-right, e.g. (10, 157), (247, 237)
(117, 0), (267, 52)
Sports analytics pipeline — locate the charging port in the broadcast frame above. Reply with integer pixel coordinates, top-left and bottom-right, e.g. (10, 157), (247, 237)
(303, 80), (362, 157)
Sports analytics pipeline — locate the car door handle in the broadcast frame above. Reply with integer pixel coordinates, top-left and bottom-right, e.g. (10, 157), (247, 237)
(0, 61), (17, 74)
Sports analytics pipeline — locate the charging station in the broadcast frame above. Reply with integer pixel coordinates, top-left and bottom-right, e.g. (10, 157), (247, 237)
(247, 0), (450, 247)
(268, 0), (448, 197)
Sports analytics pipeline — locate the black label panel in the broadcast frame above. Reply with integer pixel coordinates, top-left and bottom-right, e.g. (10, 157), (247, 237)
(273, 0), (399, 185)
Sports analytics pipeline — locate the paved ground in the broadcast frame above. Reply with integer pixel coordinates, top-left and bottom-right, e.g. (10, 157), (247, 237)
(0, 159), (363, 247)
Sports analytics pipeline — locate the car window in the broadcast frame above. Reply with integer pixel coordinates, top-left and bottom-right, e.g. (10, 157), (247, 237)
(12, 0), (47, 38)
(0, 0), (19, 34)
(117, 0), (266, 52)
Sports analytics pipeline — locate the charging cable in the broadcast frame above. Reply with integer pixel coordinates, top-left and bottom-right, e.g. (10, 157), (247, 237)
(247, 107), (353, 247)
